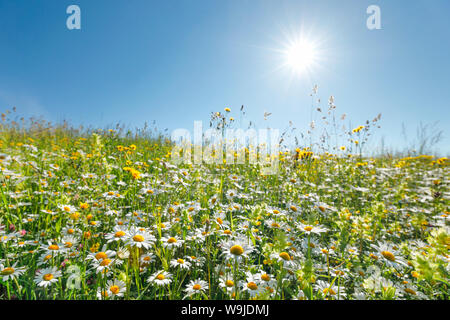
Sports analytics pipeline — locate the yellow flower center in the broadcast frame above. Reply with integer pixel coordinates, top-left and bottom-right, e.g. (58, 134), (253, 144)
(225, 280), (234, 287)
(193, 284), (201, 290)
(48, 244), (59, 250)
(156, 274), (165, 280)
(43, 273), (54, 281)
(279, 252), (291, 261)
(381, 251), (396, 262)
(95, 252), (108, 260)
(110, 285), (120, 294)
(323, 288), (336, 295)
(261, 273), (271, 281)
(177, 258), (185, 264)
(230, 245), (244, 256)
(68, 229), (74, 234)
(304, 226), (313, 232)
(290, 206), (297, 212)
(115, 231), (125, 238)
(100, 259), (112, 266)
(133, 235), (144, 242)
(167, 237), (177, 243)
(404, 288), (416, 295)
(1, 267), (15, 275)
(247, 282), (258, 290)
(65, 242), (73, 248)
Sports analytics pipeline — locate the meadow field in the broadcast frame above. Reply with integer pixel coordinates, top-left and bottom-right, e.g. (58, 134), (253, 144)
(0, 106), (448, 300)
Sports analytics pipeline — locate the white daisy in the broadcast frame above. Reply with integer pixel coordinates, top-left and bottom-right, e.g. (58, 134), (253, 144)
(148, 270), (172, 287)
(184, 279), (209, 299)
(34, 267), (61, 287)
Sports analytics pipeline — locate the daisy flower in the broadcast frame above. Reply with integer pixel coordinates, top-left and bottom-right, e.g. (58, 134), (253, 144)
(221, 237), (254, 262)
(266, 206), (285, 216)
(126, 227), (155, 249)
(161, 236), (184, 249)
(270, 250), (297, 269)
(34, 267), (61, 287)
(297, 223), (328, 235)
(0, 263), (26, 281)
(184, 202), (202, 215)
(86, 248), (116, 263)
(88, 250), (118, 273)
(139, 187), (158, 196)
(287, 203), (302, 216)
(37, 253), (54, 266)
(105, 279), (126, 299)
(61, 226), (80, 237)
(314, 202), (334, 215)
(208, 194), (220, 207)
(225, 189), (238, 200)
(102, 191), (118, 199)
(170, 257), (191, 270)
(62, 235), (79, 250)
(400, 282), (428, 299)
(41, 241), (66, 256)
(219, 275), (236, 294)
(184, 279), (209, 299)
(371, 242), (408, 269)
(241, 272), (263, 298)
(105, 225), (129, 243)
(148, 270), (172, 287)
(254, 271), (277, 290)
(264, 219), (285, 230)
(186, 255), (206, 267)
(58, 204), (77, 214)
(315, 280), (345, 300)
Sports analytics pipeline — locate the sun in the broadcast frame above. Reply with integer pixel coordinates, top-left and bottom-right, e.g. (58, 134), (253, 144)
(269, 27), (326, 82)
(283, 38), (318, 75)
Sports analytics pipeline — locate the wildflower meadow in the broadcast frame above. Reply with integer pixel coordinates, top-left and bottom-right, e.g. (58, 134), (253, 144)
(0, 103), (448, 301)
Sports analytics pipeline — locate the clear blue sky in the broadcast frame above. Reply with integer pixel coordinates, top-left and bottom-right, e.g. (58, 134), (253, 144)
(0, 0), (449, 154)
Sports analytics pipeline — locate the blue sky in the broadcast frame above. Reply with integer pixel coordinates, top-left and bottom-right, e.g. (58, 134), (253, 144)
(0, 0), (449, 154)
